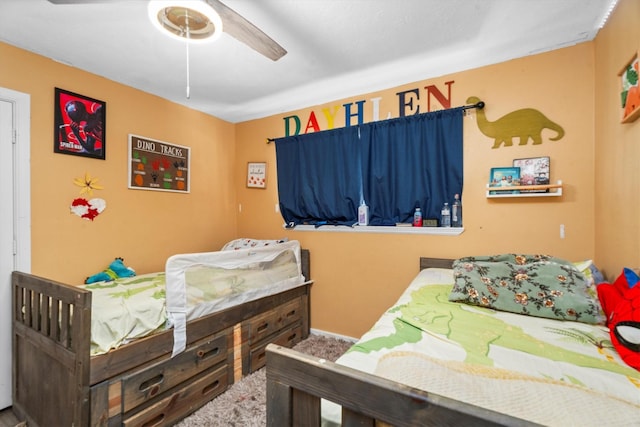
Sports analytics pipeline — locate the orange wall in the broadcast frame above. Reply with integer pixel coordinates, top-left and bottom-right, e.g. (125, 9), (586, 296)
(236, 43), (597, 338)
(0, 42), (238, 284)
(594, 0), (640, 279)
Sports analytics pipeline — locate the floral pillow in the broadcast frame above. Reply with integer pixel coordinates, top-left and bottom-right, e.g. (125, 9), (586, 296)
(449, 254), (605, 324)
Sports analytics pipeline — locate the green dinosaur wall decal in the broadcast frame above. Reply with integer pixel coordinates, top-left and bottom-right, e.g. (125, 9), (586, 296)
(467, 96), (565, 149)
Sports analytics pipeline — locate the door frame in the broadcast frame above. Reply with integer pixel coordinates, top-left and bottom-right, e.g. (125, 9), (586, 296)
(0, 87), (30, 409)
(0, 87), (30, 273)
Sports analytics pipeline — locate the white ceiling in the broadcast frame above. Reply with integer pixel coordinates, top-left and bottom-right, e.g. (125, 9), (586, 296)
(0, 0), (616, 123)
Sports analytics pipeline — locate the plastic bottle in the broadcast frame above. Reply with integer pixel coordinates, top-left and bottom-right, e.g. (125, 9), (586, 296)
(413, 207), (422, 227)
(358, 202), (369, 226)
(441, 202), (451, 227)
(452, 194), (462, 227)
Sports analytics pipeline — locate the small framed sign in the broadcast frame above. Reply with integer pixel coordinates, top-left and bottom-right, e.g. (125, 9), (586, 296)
(247, 162), (267, 189)
(489, 167), (521, 195)
(619, 52), (640, 123)
(513, 156), (550, 192)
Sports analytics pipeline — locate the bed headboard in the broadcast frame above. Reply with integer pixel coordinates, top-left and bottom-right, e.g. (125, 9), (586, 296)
(419, 257), (454, 270)
(301, 248), (310, 280)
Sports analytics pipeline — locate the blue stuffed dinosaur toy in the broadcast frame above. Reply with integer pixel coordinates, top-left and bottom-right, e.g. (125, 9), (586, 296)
(85, 257), (136, 284)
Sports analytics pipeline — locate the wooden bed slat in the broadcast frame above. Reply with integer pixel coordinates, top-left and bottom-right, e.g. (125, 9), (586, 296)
(292, 388), (321, 426)
(50, 298), (60, 342)
(60, 301), (72, 348)
(420, 257), (454, 270)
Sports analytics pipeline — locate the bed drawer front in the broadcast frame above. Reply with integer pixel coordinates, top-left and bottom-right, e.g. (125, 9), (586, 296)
(121, 333), (228, 412)
(250, 325), (303, 372)
(248, 297), (302, 343)
(122, 364), (228, 427)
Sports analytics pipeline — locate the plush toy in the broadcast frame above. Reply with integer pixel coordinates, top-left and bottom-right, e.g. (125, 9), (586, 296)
(597, 268), (640, 370)
(85, 257), (136, 284)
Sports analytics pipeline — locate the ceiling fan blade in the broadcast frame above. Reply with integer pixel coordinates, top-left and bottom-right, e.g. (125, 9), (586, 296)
(205, 0), (287, 61)
(46, 0), (286, 61)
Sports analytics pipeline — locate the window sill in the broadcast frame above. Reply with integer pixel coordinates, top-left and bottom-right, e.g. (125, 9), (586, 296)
(285, 224), (464, 235)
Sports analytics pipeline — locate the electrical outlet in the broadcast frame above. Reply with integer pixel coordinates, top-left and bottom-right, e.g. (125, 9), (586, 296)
(275, 204), (280, 213)
(560, 224), (565, 239)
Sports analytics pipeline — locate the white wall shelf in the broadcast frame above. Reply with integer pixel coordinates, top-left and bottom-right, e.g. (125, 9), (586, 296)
(486, 180), (563, 198)
(285, 224), (464, 235)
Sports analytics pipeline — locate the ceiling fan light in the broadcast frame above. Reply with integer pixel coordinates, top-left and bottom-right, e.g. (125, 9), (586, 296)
(148, 0), (223, 43)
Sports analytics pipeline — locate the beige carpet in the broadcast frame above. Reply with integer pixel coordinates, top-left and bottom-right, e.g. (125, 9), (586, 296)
(175, 334), (353, 427)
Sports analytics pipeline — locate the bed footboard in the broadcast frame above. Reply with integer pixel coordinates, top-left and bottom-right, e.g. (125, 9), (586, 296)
(12, 271), (91, 427)
(265, 345), (537, 427)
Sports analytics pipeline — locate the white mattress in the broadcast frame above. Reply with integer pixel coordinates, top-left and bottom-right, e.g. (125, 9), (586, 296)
(87, 240), (306, 356)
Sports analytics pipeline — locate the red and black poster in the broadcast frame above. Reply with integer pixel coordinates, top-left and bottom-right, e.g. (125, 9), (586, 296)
(54, 87), (106, 160)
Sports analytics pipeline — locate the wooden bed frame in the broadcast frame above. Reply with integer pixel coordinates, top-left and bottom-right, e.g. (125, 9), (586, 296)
(13, 249), (311, 427)
(265, 257), (537, 427)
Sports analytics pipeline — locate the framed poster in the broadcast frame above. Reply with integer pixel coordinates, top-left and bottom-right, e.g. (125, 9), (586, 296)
(247, 162), (267, 188)
(513, 156), (550, 192)
(54, 87), (106, 159)
(619, 52), (640, 123)
(489, 167), (521, 194)
(128, 134), (190, 193)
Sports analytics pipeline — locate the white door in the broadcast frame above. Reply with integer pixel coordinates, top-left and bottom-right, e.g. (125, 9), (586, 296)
(0, 87), (30, 410)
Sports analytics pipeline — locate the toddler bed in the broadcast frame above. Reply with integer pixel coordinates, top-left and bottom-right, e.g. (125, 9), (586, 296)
(13, 240), (311, 427)
(266, 255), (640, 427)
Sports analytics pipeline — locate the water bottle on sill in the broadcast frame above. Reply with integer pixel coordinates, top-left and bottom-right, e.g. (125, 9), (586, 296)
(358, 202), (369, 226)
(413, 207), (422, 227)
(441, 203), (451, 227)
(452, 193), (462, 227)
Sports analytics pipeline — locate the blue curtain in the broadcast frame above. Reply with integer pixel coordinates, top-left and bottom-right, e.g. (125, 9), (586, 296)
(360, 108), (463, 225)
(275, 108), (463, 227)
(275, 126), (361, 227)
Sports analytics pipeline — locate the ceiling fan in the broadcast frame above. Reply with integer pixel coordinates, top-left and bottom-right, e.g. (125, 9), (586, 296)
(45, 0), (287, 61)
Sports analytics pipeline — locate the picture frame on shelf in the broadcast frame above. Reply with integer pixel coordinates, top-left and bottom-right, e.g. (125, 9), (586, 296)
(513, 156), (550, 193)
(54, 87), (106, 160)
(247, 162), (267, 188)
(489, 167), (521, 195)
(619, 52), (640, 124)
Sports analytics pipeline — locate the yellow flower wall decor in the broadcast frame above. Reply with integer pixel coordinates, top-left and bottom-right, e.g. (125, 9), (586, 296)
(73, 172), (104, 196)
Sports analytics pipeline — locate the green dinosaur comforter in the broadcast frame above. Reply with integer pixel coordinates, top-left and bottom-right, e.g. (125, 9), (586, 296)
(323, 267), (640, 427)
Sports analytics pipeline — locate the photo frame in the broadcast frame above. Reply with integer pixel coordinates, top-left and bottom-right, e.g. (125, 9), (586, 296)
(619, 52), (640, 123)
(128, 134), (190, 193)
(54, 87), (106, 159)
(489, 167), (521, 194)
(247, 162), (267, 188)
(513, 156), (550, 193)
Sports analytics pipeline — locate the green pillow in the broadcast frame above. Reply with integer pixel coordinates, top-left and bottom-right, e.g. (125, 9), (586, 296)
(449, 254), (605, 324)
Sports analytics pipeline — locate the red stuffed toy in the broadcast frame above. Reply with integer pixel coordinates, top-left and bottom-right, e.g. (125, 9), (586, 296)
(597, 268), (640, 370)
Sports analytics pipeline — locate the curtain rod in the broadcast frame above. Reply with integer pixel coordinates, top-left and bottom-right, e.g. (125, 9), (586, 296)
(266, 100), (485, 143)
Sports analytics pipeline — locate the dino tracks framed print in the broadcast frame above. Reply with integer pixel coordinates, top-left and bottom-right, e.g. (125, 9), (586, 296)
(128, 134), (190, 193)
